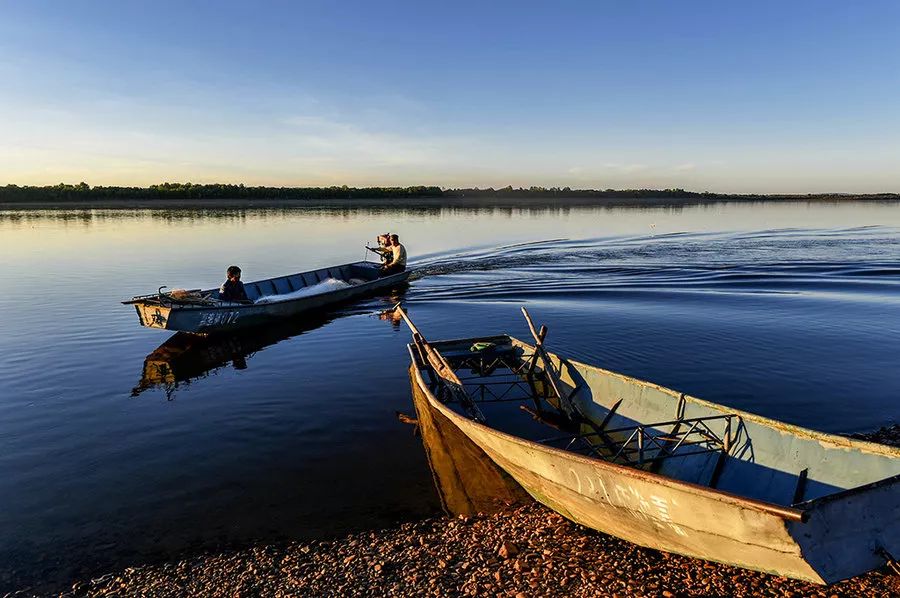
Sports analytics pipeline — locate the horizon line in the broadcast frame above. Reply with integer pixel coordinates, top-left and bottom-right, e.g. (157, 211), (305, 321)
(2, 182), (899, 197)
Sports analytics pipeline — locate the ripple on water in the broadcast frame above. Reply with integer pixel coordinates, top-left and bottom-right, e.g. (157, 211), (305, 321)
(1, 209), (899, 593)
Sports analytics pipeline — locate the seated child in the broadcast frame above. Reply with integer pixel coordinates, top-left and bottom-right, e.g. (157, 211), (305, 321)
(219, 265), (249, 302)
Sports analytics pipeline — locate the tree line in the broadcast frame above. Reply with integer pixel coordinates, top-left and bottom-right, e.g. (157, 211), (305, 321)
(0, 182), (444, 202)
(0, 182), (896, 202)
(444, 186), (701, 198)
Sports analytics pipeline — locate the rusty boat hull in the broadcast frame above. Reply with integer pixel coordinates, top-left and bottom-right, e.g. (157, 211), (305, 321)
(407, 335), (900, 584)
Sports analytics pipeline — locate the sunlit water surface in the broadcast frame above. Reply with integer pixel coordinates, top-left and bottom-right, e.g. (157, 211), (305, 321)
(1, 201), (899, 591)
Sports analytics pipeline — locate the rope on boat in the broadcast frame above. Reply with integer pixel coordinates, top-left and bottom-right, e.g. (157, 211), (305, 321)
(158, 288), (220, 306)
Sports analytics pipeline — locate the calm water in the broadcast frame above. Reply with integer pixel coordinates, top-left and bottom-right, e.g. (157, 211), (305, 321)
(1, 201), (899, 591)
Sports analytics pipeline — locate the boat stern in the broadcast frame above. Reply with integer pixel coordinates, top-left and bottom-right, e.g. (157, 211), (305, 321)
(134, 302), (173, 330)
(790, 473), (900, 584)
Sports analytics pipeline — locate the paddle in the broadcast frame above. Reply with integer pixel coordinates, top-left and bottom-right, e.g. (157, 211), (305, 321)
(521, 306), (572, 419)
(520, 306), (621, 458)
(393, 303), (486, 422)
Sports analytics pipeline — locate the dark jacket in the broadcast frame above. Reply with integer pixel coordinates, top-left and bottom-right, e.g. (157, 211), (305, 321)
(220, 279), (249, 302)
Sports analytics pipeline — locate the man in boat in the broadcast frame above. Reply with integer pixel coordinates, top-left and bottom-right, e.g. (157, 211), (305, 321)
(368, 233), (393, 265)
(219, 265), (249, 302)
(381, 234), (407, 276)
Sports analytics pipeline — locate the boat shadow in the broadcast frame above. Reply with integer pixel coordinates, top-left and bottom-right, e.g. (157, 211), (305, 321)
(557, 359), (847, 506)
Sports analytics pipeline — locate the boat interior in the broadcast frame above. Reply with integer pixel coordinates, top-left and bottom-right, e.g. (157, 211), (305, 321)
(129, 261), (386, 306)
(412, 332), (899, 509)
(236, 261), (382, 302)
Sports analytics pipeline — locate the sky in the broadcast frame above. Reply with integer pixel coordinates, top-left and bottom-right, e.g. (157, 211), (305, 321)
(1, 1), (899, 193)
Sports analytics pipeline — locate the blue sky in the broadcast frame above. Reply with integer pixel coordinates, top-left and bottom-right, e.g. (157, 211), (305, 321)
(1, 1), (899, 192)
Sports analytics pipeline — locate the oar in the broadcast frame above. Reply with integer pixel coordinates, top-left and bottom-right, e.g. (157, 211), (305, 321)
(520, 306), (620, 459)
(393, 303), (486, 422)
(521, 306), (573, 419)
(364, 244), (381, 262)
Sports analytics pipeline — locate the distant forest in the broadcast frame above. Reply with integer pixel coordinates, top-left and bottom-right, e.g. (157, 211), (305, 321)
(0, 182), (897, 202)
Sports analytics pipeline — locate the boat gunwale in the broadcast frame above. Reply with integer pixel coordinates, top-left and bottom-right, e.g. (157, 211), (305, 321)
(125, 261), (410, 311)
(519, 336), (900, 460)
(794, 471), (900, 508)
(407, 335), (896, 524)
(426, 334), (899, 459)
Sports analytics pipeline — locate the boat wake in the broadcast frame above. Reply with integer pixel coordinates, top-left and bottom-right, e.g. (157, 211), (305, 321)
(407, 227), (900, 303)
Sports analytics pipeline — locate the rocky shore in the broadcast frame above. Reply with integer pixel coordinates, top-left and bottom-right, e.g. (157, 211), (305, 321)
(846, 423), (900, 448)
(11, 425), (897, 598)
(43, 503), (897, 598)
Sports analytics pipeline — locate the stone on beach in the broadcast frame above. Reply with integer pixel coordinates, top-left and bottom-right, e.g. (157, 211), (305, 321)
(52, 502), (899, 598)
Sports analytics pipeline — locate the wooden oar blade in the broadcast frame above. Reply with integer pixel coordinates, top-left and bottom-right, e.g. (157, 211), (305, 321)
(395, 303), (485, 422)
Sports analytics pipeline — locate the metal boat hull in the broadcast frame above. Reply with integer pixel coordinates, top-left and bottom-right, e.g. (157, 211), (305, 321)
(130, 261), (409, 334)
(407, 338), (900, 584)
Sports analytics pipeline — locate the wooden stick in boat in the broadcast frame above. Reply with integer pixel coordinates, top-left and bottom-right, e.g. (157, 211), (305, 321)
(520, 306), (623, 457)
(394, 304), (486, 422)
(520, 405), (578, 433)
(521, 306), (541, 343)
(521, 307), (571, 417)
(121, 289), (205, 305)
(524, 325), (547, 376)
(121, 298), (148, 305)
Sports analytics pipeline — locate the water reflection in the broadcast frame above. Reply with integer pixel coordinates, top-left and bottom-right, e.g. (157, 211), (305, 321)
(408, 365), (531, 516)
(133, 291), (409, 399)
(3, 199), (856, 225)
(3, 202), (900, 593)
(132, 312), (345, 398)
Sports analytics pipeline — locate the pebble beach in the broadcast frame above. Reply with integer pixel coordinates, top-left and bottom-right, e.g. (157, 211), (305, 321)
(14, 425), (893, 598)
(50, 502), (898, 598)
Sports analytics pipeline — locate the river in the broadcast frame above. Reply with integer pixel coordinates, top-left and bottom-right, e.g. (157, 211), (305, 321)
(1, 200), (898, 592)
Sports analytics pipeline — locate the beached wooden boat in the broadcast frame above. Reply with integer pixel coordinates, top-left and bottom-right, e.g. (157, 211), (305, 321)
(399, 306), (900, 584)
(124, 261), (409, 334)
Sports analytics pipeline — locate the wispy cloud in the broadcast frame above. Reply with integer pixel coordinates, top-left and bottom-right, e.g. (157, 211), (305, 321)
(602, 162), (648, 174)
(0, 93), (481, 185)
(280, 112), (463, 169)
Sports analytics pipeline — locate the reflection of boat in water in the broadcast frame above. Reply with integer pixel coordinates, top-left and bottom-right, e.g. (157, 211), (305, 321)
(133, 331), (265, 398)
(408, 366), (531, 516)
(133, 306), (372, 398)
(124, 261), (410, 334)
(399, 306), (900, 585)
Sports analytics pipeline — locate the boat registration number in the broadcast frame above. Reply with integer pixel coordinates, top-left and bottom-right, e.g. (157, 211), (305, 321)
(200, 310), (240, 328)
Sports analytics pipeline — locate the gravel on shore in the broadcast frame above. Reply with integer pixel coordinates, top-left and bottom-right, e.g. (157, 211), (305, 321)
(846, 423), (900, 448)
(38, 501), (897, 598)
(10, 425), (897, 598)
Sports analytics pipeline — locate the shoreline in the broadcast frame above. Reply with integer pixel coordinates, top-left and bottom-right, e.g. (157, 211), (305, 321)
(3, 195), (900, 211)
(10, 426), (895, 598)
(40, 502), (898, 598)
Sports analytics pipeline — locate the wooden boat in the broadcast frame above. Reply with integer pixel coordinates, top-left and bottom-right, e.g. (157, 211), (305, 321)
(398, 306), (900, 584)
(123, 261), (409, 334)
